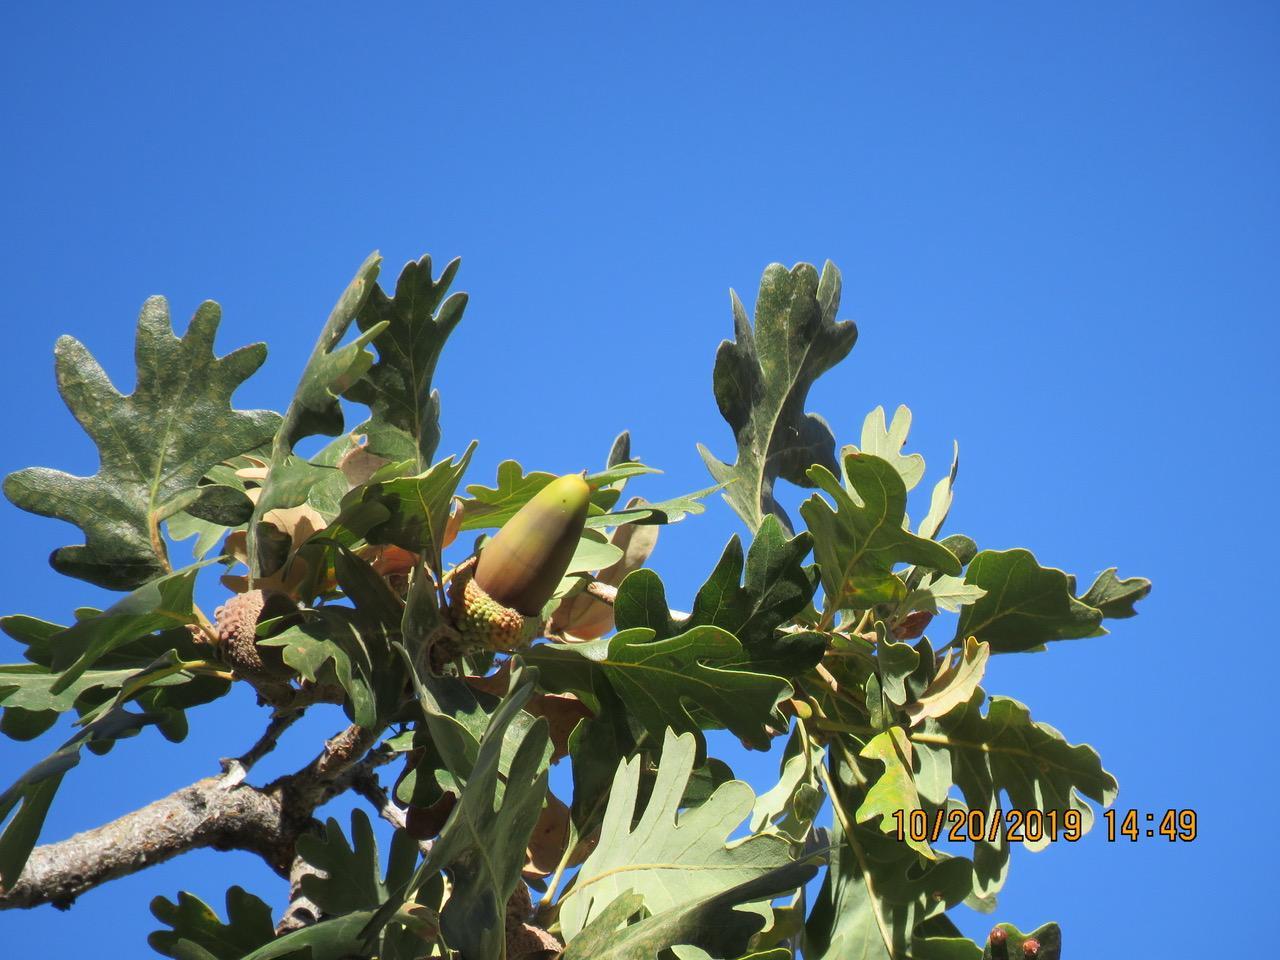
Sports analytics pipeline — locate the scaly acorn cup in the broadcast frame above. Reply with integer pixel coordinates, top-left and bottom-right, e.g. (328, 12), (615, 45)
(448, 472), (592, 651)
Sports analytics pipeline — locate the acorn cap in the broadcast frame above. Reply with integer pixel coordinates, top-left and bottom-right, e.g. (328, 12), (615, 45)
(449, 563), (543, 651)
(475, 473), (591, 616)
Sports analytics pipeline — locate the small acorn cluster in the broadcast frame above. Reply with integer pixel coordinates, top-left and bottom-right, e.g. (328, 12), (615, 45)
(447, 473), (591, 652)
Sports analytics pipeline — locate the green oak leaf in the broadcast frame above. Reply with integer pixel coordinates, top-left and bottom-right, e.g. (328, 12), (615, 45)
(852, 405), (925, 493)
(298, 810), (420, 917)
(686, 515), (823, 675)
(875, 623), (919, 707)
(901, 572), (987, 616)
(259, 605), (393, 728)
(750, 724), (826, 843)
(918, 441), (959, 541)
(565, 683), (640, 842)
(954, 549), (1103, 654)
(0, 707), (158, 888)
(44, 564), (202, 695)
(458, 460), (555, 530)
(148, 886), (277, 960)
(344, 254), (467, 469)
(801, 453), (961, 622)
(910, 916), (983, 959)
(458, 459), (657, 531)
(558, 728), (804, 942)
(915, 690), (1116, 901)
(277, 252), (384, 450)
(167, 507), (239, 562)
(3, 298), (280, 590)
(1078, 567), (1152, 620)
(239, 910), (380, 960)
(1, 617), (225, 739)
(857, 726), (932, 858)
(526, 626), (792, 751)
(584, 483), (721, 528)
(248, 252), (385, 575)
(803, 778), (973, 960)
(698, 260), (857, 534)
(564, 529), (626, 578)
(922, 692), (1117, 844)
(362, 442), (477, 571)
(376, 671), (550, 960)
(563, 860), (820, 960)
(613, 515), (824, 677)
(0, 660), (197, 729)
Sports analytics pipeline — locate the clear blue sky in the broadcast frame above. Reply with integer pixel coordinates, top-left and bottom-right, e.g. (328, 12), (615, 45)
(1, 3), (1274, 956)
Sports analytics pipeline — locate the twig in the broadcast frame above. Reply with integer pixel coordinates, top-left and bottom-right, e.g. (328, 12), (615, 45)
(346, 767), (436, 857)
(219, 710), (303, 789)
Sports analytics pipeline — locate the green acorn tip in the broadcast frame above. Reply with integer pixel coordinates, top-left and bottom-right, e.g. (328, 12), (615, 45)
(474, 472), (591, 616)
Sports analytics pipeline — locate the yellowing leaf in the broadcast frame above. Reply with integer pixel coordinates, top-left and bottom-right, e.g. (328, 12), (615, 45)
(905, 637), (990, 725)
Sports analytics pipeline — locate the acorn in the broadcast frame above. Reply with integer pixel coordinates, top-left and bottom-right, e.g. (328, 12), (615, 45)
(213, 589), (300, 680)
(448, 473), (591, 651)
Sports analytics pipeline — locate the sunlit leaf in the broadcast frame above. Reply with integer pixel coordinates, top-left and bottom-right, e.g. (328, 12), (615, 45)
(698, 261), (857, 533)
(3, 299), (279, 589)
(559, 729), (806, 941)
(344, 254), (467, 468)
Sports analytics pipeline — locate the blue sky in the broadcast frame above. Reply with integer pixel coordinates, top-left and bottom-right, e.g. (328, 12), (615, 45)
(1, 2), (1275, 956)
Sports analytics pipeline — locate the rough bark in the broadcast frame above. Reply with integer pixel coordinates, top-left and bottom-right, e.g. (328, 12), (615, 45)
(0, 722), (386, 912)
(0, 776), (294, 910)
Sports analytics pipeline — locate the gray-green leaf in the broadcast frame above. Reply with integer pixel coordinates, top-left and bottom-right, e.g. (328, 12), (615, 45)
(801, 453), (960, 621)
(559, 728), (803, 941)
(698, 261), (857, 534)
(954, 549), (1102, 654)
(344, 254), (467, 469)
(4, 299), (280, 589)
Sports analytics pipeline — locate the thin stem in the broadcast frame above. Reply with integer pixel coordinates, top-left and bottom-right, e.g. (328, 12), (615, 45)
(148, 509), (173, 575)
(538, 823), (579, 912)
(191, 604), (221, 646)
(220, 710), (303, 788)
(800, 688), (869, 788)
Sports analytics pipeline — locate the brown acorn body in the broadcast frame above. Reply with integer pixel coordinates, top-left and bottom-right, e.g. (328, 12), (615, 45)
(474, 473), (591, 616)
(448, 473), (591, 651)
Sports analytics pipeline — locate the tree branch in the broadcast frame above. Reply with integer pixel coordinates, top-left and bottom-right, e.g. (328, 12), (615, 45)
(0, 776), (294, 911)
(0, 720), (392, 913)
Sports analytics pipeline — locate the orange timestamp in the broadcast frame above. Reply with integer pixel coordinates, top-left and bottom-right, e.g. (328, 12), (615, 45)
(891, 807), (1087, 844)
(1103, 808), (1197, 842)
(891, 807), (1200, 844)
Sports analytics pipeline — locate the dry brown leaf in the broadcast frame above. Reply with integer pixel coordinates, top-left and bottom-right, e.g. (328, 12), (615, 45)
(522, 792), (570, 879)
(442, 497), (463, 550)
(220, 502), (328, 596)
(551, 496), (659, 640)
(338, 436), (390, 488)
